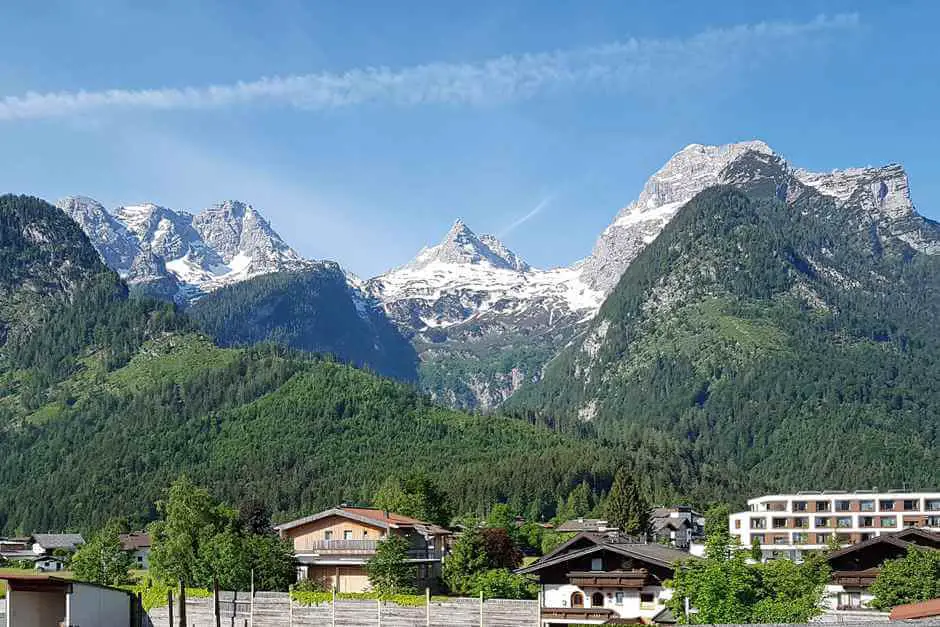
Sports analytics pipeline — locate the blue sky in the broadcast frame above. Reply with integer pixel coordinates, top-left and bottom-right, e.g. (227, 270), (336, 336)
(0, 0), (937, 277)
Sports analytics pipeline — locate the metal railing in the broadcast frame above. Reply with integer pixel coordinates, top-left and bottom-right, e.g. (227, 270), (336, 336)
(297, 539), (444, 559)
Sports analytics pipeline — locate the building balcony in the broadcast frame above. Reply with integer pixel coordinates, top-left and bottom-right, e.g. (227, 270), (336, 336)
(567, 570), (648, 588)
(296, 539), (443, 560)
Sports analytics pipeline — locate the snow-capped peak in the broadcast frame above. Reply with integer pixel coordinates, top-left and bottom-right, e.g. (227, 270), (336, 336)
(59, 195), (312, 302)
(404, 219), (530, 272)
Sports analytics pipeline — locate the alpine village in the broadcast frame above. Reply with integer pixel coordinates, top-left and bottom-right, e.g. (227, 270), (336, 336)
(2, 139), (940, 627)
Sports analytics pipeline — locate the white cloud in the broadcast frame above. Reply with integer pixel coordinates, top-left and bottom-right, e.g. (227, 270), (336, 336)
(0, 13), (858, 121)
(499, 195), (554, 237)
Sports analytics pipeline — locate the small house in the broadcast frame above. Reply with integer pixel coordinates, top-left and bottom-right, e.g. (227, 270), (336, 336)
(119, 532), (151, 570)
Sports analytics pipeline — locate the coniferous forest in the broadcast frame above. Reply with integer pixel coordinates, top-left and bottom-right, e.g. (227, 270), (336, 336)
(1, 186), (939, 534)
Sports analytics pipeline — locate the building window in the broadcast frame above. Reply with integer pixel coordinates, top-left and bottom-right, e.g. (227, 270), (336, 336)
(615, 592), (624, 605)
(860, 517), (874, 528)
(792, 533), (808, 544)
(816, 533), (830, 544)
(859, 533), (874, 541)
(880, 517), (897, 528)
(734, 519), (741, 529)
(860, 500), (875, 512)
(571, 592), (584, 608)
(816, 501), (831, 512)
(772, 518), (787, 529)
(814, 517), (830, 528)
(792, 518), (807, 529)
(591, 592), (605, 608)
(836, 517), (853, 528)
(903, 499), (919, 511)
(836, 500), (851, 512)
(773, 536), (788, 545)
(927, 516), (940, 527)
(752, 534), (765, 545)
(343, 530), (353, 540)
(879, 500), (895, 512)
(363, 530), (369, 537)
(640, 593), (656, 610)
(591, 557), (603, 571)
(750, 518), (766, 529)
(838, 592), (861, 610)
(926, 500), (940, 512)
(792, 501), (807, 512)
(324, 530), (333, 540)
(836, 533), (852, 543)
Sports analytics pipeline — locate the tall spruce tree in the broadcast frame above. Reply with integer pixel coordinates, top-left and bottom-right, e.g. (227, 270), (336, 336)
(605, 468), (648, 536)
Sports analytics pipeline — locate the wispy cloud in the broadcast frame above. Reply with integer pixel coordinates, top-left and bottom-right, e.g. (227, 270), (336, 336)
(500, 195), (554, 237)
(0, 14), (858, 121)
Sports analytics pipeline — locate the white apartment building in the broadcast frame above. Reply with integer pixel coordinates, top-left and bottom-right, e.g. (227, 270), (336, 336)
(730, 491), (940, 560)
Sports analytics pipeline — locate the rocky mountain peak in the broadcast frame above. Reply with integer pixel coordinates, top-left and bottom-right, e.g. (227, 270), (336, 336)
(404, 219), (529, 272)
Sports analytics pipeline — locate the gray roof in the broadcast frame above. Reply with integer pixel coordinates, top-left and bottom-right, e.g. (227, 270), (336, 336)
(518, 532), (697, 575)
(32, 533), (84, 550)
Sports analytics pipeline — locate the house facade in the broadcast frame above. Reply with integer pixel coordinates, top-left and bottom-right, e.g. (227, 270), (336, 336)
(650, 506), (704, 550)
(275, 507), (451, 593)
(823, 527), (940, 614)
(518, 532), (693, 625)
(729, 491), (940, 560)
(29, 533), (84, 556)
(119, 532), (151, 570)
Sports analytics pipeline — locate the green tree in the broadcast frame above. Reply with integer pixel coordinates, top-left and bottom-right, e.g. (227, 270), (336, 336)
(443, 528), (489, 594)
(750, 536), (763, 562)
(668, 512), (827, 624)
(556, 481), (593, 521)
(485, 503), (517, 537)
(148, 476), (226, 586)
(366, 535), (416, 594)
(869, 547), (940, 610)
(70, 520), (133, 586)
(540, 531), (574, 556)
(604, 468), (648, 536)
(464, 569), (537, 599)
(517, 521), (544, 555)
(373, 473), (449, 526)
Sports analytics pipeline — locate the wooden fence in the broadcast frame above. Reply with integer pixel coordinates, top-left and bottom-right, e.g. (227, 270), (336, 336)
(144, 591), (540, 627)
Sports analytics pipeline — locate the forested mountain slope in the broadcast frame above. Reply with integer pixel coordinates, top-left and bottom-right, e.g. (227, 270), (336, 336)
(0, 194), (681, 533)
(188, 266), (418, 381)
(509, 167), (940, 494)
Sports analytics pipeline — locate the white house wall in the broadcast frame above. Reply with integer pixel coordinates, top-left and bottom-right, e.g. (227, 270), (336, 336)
(543, 584), (670, 620)
(67, 583), (131, 627)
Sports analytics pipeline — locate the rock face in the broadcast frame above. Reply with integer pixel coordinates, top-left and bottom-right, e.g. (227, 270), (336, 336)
(57, 140), (939, 410)
(57, 197), (311, 302)
(366, 221), (602, 409)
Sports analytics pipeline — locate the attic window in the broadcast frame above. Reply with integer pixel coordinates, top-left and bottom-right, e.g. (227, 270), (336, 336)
(591, 557), (603, 571)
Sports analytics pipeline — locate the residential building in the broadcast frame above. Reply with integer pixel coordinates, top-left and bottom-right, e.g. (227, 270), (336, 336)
(29, 534), (84, 556)
(554, 518), (618, 534)
(0, 538), (32, 560)
(274, 506), (451, 593)
(729, 491), (940, 560)
(517, 532), (694, 625)
(650, 506), (705, 550)
(823, 528), (940, 614)
(31, 556), (67, 572)
(119, 532), (151, 570)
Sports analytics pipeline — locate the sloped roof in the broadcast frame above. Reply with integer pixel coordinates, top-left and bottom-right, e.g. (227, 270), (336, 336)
(517, 532), (696, 575)
(119, 532), (151, 551)
(274, 507), (450, 535)
(827, 528), (940, 562)
(31, 533), (84, 550)
(555, 518), (615, 532)
(889, 597), (940, 620)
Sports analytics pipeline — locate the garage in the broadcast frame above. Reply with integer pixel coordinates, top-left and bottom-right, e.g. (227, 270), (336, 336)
(1, 575), (134, 627)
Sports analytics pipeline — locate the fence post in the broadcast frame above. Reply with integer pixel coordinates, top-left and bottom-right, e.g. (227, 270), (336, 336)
(178, 582), (187, 627)
(425, 587), (430, 627)
(331, 588), (336, 627)
(214, 578), (221, 627)
(536, 587), (541, 627)
(377, 597), (382, 627)
(288, 584), (293, 627)
(168, 589), (174, 627)
(249, 570), (255, 627)
(479, 590), (484, 627)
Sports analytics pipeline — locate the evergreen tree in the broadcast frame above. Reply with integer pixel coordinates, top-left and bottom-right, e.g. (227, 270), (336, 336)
(442, 529), (489, 594)
(605, 468), (649, 536)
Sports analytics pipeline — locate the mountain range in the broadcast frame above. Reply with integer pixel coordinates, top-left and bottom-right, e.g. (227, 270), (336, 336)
(58, 140), (940, 411)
